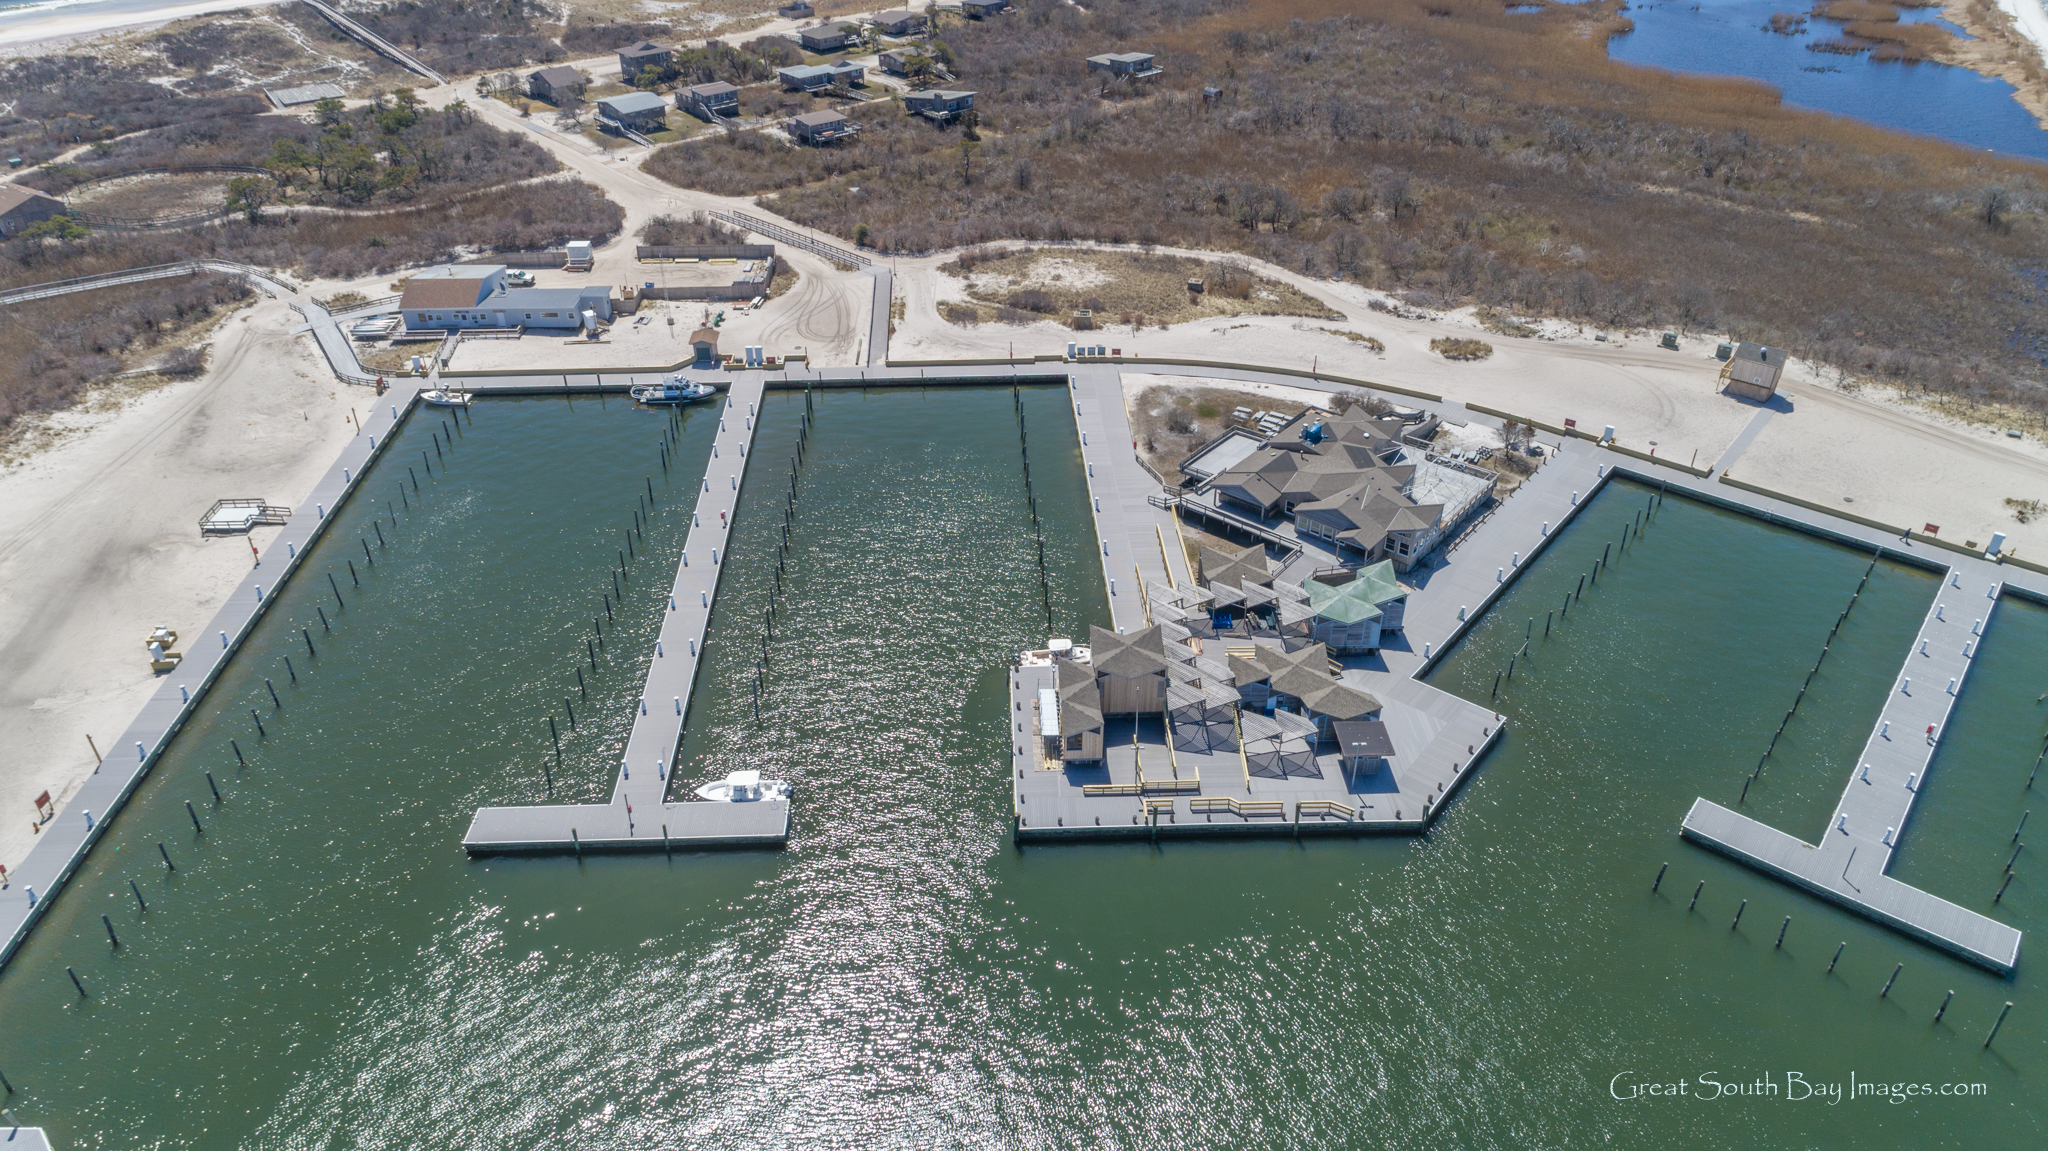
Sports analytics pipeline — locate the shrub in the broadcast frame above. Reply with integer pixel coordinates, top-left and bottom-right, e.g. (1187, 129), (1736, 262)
(1431, 337), (1494, 361)
(1006, 287), (1057, 313)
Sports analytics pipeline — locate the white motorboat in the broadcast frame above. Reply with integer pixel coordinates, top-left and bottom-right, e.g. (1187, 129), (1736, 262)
(694, 769), (791, 802)
(420, 388), (469, 408)
(630, 376), (718, 405)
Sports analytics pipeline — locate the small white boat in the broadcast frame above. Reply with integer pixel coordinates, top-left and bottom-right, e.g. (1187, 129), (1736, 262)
(420, 388), (469, 408)
(694, 769), (791, 803)
(630, 376), (718, 405)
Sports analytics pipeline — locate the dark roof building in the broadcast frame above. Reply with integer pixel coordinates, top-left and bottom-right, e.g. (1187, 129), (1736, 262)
(787, 108), (861, 143)
(871, 8), (927, 35)
(526, 65), (585, 103)
(1202, 406), (1490, 572)
(1086, 51), (1163, 79)
(904, 89), (975, 122)
(797, 23), (853, 51)
(779, 61), (865, 90)
(0, 184), (67, 237)
(680, 80), (740, 120)
(616, 40), (672, 78)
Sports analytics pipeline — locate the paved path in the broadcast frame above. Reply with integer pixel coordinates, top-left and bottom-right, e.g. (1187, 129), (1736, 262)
(1711, 405), (1776, 477)
(463, 377), (789, 852)
(1069, 365), (1195, 629)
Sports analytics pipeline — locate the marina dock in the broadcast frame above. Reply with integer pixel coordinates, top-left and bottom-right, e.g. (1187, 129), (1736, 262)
(461, 376), (790, 854)
(1680, 567), (2021, 974)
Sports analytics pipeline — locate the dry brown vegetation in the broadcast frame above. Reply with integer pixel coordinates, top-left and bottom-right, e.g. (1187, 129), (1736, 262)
(939, 247), (1338, 326)
(0, 274), (250, 430)
(1430, 337), (1495, 361)
(637, 0), (2048, 416)
(1130, 382), (1319, 479)
(346, 0), (565, 75)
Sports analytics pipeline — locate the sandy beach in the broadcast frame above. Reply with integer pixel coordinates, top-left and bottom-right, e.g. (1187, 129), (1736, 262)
(0, 297), (356, 875)
(0, 0), (281, 51)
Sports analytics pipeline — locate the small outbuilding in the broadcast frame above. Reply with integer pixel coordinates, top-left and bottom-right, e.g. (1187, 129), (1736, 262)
(526, 65), (585, 103)
(1333, 720), (1394, 778)
(1086, 51), (1163, 79)
(870, 8), (927, 35)
(787, 108), (861, 143)
(778, 1), (815, 16)
(797, 23), (853, 51)
(1723, 341), (1785, 403)
(680, 81), (740, 120)
(963, 0), (1010, 15)
(904, 89), (975, 123)
(596, 91), (670, 131)
(690, 326), (720, 365)
(616, 40), (673, 79)
(0, 184), (68, 237)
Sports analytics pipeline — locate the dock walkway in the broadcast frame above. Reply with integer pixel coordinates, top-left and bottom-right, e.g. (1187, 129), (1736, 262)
(462, 376), (789, 852)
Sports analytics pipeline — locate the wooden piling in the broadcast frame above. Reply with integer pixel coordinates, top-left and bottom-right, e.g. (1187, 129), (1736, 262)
(1880, 962), (1901, 997)
(1731, 899), (1746, 930)
(1828, 941), (1844, 973)
(1689, 880), (1703, 911)
(1985, 1001), (2013, 1047)
(1776, 916), (1790, 948)
(1652, 862), (1667, 892)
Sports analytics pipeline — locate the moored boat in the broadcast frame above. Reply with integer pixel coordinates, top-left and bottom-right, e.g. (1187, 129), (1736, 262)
(693, 770), (791, 802)
(630, 376), (718, 405)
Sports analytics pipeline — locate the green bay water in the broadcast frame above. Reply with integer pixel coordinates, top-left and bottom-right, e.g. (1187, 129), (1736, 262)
(0, 396), (2040, 1148)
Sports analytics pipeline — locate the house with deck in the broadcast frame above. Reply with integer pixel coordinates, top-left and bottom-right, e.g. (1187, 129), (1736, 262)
(616, 40), (673, 79)
(778, 61), (865, 91)
(904, 89), (974, 122)
(595, 91), (670, 133)
(679, 81), (740, 121)
(786, 108), (861, 143)
(1086, 51), (1164, 80)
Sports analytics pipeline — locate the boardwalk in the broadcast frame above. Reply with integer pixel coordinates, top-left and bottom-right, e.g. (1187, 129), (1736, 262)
(462, 376), (790, 853)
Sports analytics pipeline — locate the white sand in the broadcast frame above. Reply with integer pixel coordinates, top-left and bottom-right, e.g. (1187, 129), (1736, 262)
(0, 0), (284, 53)
(0, 299), (357, 873)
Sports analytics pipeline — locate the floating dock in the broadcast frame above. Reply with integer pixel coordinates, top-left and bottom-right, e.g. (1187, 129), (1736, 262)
(461, 376), (790, 854)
